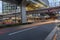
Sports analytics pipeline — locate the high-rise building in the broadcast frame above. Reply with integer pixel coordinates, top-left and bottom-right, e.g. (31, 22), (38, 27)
(2, 2), (18, 15)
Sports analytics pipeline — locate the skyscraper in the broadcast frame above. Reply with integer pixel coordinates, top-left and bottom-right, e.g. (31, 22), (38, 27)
(2, 2), (17, 14)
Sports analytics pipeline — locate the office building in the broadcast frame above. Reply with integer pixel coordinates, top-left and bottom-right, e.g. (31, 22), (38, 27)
(2, 2), (19, 15)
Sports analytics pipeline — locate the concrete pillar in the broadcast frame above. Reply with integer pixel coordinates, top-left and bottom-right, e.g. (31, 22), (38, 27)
(21, 0), (27, 23)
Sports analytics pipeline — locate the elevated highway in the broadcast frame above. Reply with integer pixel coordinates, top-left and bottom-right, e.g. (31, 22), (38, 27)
(0, 0), (49, 23)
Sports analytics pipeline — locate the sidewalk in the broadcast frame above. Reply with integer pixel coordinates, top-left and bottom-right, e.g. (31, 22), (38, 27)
(57, 27), (60, 40)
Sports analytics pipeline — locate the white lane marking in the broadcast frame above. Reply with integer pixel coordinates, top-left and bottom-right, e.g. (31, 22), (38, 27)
(8, 21), (55, 36)
(8, 27), (37, 35)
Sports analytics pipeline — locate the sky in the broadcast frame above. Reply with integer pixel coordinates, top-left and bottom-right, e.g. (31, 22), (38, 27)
(0, 1), (2, 13)
(48, 0), (60, 7)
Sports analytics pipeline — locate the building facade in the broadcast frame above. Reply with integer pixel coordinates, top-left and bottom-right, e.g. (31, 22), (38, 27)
(2, 2), (20, 15)
(2, 0), (49, 14)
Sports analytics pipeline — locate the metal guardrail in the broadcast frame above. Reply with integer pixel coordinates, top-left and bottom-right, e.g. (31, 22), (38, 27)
(45, 27), (57, 40)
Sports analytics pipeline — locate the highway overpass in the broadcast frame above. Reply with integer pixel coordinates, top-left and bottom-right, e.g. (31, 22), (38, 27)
(1, 0), (49, 23)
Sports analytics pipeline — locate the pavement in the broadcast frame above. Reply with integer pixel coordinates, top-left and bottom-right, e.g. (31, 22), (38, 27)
(0, 20), (58, 40)
(57, 27), (60, 40)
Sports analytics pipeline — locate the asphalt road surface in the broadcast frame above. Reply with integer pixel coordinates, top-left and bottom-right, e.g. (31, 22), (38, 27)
(0, 23), (56, 40)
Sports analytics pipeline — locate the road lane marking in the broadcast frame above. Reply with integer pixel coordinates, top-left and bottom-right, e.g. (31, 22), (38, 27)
(8, 20), (59, 36)
(8, 27), (37, 35)
(8, 21), (55, 36)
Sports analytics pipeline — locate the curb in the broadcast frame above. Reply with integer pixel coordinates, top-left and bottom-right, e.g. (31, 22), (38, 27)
(45, 27), (57, 40)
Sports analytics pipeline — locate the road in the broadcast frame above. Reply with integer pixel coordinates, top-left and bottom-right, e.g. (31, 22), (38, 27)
(0, 22), (56, 40)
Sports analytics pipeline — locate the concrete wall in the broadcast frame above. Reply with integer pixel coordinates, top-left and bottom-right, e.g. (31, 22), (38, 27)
(40, 0), (49, 6)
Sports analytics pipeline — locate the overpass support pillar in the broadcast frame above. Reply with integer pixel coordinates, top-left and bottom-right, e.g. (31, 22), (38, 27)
(21, 0), (27, 23)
